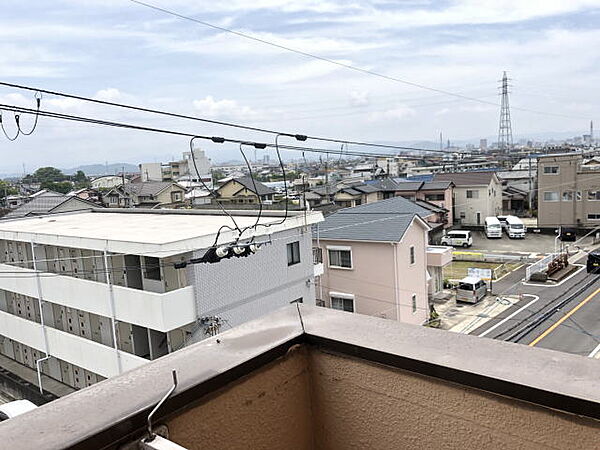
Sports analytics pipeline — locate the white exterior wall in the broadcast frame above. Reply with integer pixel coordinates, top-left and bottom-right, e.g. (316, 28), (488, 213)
(188, 228), (315, 339)
(0, 264), (195, 332)
(0, 310), (145, 378)
(454, 181), (502, 226)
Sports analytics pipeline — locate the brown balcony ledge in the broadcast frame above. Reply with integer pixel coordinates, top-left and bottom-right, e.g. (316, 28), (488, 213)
(1, 305), (599, 449)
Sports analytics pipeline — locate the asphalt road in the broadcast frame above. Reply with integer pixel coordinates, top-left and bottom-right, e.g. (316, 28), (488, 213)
(471, 259), (600, 358)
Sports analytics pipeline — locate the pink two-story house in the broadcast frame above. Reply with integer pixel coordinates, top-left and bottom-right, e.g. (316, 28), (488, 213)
(312, 197), (452, 325)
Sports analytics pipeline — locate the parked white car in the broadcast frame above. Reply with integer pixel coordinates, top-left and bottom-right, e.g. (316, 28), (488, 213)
(505, 216), (526, 239)
(440, 230), (473, 248)
(0, 400), (37, 422)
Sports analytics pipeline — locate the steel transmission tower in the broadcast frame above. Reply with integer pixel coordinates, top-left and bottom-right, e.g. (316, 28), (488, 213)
(497, 71), (513, 152)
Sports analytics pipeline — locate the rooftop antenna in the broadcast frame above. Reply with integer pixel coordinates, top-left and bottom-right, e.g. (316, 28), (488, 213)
(498, 71), (514, 152)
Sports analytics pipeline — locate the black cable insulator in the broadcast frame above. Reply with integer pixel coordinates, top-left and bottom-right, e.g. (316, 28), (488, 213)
(253, 142), (267, 149)
(211, 136), (225, 143)
(295, 134), (308, 141)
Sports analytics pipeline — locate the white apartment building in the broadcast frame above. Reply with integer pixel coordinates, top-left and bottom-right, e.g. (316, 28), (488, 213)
(140, 149), (212, 187)
(0, 209), (322, 394)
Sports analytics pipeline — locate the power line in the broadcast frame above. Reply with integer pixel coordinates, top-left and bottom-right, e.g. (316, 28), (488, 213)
(0, 82), (472, 156)
(126, 0), (594, 122)
(0, 102), (452, 160)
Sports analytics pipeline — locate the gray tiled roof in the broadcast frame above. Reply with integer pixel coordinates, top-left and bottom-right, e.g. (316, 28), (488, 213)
(123, 182), (177, 197)
(370, 178), (403, 191)
(433, 171), (497, 186)
(3, 196), (96, 219)
(314, 196), (432, 242)
(337, 196), (432, 217)
(315, 212), (419, 242)
(231, 176), (276, 196)
(421, 181), (453, 190)
(392, 181), (423, 191)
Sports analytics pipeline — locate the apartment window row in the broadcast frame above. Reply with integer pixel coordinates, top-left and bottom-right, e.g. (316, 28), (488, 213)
(424, 193), (444, 201)
(543, 165), (559, 175)
(588, 214), (600, 221)
(287, 241), (301, 266)
(543, 190), (600, 202)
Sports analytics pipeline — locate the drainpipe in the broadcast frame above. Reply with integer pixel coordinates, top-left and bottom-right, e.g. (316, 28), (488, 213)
(103, 248), (123, 375)
(31, 241), (51, 394)
(392, 243), (400, 322)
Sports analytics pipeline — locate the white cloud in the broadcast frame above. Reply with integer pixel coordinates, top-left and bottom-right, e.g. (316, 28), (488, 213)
(192, 96), (259, 120)
(349, 91), (370, 107)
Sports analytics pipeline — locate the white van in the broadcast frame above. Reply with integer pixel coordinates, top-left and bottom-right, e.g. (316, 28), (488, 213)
(505, 215), (525, 239)
(484, 217), (502, 238)
(440, 230), (473, 247)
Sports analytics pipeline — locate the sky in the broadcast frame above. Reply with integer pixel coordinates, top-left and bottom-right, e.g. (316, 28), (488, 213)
(1, 0), (600, 172)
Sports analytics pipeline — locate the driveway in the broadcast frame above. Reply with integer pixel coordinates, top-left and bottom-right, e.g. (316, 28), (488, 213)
(468, 230), (594, 254)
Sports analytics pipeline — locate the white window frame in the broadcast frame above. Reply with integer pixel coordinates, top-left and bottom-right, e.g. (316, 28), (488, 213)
(543, 165), (559, 175)
(543, 191), (559, 202)
(588, 214), (600, 221)
(466, 189), (479, 199)
(409, 246), (415, 265)
(327, 245), (353, 270)
(330, 291), (355, 312)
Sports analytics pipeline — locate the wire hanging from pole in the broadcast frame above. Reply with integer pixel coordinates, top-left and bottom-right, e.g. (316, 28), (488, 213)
(17, 91), (42, 136)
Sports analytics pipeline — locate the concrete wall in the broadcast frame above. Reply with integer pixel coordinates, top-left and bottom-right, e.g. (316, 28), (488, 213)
(167, 346), (600, 450)
(189, 228), (315, 336)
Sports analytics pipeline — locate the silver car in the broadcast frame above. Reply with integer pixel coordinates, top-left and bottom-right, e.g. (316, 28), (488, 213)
(456, 276), (487, 303)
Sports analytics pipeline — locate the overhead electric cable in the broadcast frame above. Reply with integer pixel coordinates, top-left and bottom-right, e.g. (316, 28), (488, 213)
(0, 102), (450, 160)
(126, 0), (593, 121)
(0, 81), (475, 155)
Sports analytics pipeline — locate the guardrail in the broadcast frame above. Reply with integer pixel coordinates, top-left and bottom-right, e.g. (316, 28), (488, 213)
(525, 253), (557, 281)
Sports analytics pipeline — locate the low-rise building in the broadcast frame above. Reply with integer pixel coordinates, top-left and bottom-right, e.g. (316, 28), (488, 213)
(90, 175), (128, 190)
(433, 171), (502, 226)
(0, 208), (323, 394)
(103, 181), (186, 208)
(3, 193), (100, 220)
(537, 152), (600, 228)
(313, 197), (451, 325)
(215, 176), (276, 205)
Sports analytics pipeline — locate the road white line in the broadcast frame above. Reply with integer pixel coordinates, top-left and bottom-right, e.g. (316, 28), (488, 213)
(588, 342), (600, 358)
(477, 294), (540, 338)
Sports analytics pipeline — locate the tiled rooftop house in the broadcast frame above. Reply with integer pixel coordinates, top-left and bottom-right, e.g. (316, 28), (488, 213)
(313, 197), (452, 324)
(1, 305), (598, 449)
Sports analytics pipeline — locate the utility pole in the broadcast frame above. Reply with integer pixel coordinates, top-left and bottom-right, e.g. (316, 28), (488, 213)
(498, 71), (514, 153)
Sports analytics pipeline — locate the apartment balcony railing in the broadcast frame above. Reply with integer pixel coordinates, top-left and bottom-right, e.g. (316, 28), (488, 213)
(0, 263), (196, 332)
(2, 306), (598, 450)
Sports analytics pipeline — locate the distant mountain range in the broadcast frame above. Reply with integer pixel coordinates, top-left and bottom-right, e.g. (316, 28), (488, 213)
(62, 163), (139, 176)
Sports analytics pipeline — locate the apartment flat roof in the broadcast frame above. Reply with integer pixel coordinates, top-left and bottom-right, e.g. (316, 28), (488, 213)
(0, 210), (323, 257)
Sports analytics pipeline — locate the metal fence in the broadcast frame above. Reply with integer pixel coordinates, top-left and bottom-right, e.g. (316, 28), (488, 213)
(525, 253), (557, 281)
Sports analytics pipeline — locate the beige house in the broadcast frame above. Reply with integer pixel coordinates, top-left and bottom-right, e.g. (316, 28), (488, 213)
(313, 197), (452, 325)
(103, 181), (186, 208)
(215, 176), (275, 205)
(434, 172), (502, 226)
(537, 152), (600, 228)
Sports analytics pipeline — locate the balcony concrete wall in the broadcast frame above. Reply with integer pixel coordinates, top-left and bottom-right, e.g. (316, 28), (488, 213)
(0, 264), (195, 332)
(0, 310), (146, 378)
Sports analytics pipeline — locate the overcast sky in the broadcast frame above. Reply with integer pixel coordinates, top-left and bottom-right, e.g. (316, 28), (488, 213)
(1, 0), (599, 172)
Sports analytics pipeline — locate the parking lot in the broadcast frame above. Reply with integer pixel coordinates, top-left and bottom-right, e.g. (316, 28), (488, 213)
(467, 229), (594, 254)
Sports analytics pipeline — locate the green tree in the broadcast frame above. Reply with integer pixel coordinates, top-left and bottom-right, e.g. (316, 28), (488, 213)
(33, 167), (66, 183)
(0, 180), (17, 201)
(73, 170), (87, 183)
(40, 181), (73, 194)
